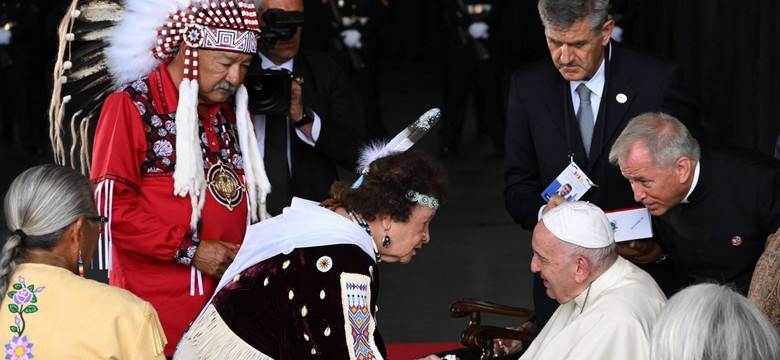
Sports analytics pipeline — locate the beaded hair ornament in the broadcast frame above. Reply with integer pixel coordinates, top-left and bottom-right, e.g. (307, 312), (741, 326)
(352, 108), (441, 210)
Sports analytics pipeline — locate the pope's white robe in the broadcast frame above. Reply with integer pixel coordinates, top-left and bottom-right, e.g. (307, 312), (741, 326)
(520, 257), (666, 360)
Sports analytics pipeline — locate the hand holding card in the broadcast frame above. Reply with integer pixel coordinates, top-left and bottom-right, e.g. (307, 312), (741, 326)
(541, 161), (596, 203)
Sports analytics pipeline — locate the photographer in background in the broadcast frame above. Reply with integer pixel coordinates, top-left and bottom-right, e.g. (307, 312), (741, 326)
(250, 0), (368, 216)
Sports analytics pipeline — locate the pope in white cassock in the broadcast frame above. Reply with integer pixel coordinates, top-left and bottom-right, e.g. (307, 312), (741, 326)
(520, 201), (666, 360)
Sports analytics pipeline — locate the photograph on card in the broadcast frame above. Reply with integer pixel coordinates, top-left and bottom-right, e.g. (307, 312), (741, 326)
(541, 162), (594, 203)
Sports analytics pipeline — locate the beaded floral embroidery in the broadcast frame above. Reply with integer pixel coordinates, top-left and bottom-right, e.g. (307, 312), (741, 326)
(4, 276), (44, 360)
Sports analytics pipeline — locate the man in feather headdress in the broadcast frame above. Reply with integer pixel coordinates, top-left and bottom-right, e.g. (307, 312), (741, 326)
(86, 0), (270, 355)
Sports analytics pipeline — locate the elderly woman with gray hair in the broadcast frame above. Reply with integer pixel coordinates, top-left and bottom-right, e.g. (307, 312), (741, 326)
(651, 283), (780, 360)
(0, 164), (167, 359)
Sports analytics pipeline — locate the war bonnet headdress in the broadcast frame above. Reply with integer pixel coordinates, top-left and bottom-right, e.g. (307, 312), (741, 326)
(49, 0), (271, 230)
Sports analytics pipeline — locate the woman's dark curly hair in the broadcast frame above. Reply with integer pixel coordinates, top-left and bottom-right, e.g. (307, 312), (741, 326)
(330, 150), (448, 222)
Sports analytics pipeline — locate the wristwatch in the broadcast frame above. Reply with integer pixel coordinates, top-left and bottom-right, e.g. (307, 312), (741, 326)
(293, 107), (315, 128)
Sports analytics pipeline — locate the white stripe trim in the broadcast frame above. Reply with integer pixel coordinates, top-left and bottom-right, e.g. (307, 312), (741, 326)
(94, 182), (104, 269)
(197, 268), (204, 296)
(94, 179), (114, 271)
(190, 266), (196, 296)
(107, 179), (114, 272)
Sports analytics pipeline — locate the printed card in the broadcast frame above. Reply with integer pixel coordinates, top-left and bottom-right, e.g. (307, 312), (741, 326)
(604, 207), (653, 242)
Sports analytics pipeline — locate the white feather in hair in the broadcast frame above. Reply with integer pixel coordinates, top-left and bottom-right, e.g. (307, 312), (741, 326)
(355, 108), (440, 173)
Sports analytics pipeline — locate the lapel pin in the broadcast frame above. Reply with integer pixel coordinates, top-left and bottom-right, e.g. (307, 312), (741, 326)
(616, 93), (627, 103)
(731, 236), (743, 246)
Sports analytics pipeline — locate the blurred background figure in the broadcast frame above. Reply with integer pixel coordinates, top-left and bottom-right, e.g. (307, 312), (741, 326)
(302, 0), (389, 140)
(0, 164), (166, 359)
(439, 0), (505, 154)
(651, 283), (780, 360)
(0, 0), (64, 155)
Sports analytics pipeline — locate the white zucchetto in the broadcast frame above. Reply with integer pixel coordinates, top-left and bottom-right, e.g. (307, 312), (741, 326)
(542, 201), (614, 248)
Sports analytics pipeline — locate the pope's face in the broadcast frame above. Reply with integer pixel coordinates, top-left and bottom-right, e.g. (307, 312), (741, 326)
(530, 222), (580, 304)
(196, 49), (253, 107)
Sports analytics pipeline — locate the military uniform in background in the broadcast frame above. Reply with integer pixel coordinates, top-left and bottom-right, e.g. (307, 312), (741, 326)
(0, 0), (63, 154)
(440, 0), (505, 153)
(302, 0), (388, 140)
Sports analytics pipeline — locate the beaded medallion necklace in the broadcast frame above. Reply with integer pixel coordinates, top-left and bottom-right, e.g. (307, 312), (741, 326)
(202, 114), (245, 211)
(347, 210), (381, 262)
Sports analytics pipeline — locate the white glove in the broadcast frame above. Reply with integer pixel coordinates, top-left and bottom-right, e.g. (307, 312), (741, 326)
(0, 29), (11, 46)
(611, 25), (624, 42)
(468, 21), (489, 39)
(340, 29), (362, 49)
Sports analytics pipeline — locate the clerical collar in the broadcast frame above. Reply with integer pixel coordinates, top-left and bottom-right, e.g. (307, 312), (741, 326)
(258, 52), (294, 73)
(681, 161), (701, 204)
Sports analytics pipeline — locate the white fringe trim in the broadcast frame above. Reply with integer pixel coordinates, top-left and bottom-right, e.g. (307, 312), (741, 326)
(174, 304), (273, 360)
(173, 78), (206, 233)
(145, 303), (168, 357)
(235, 85), (270, 222)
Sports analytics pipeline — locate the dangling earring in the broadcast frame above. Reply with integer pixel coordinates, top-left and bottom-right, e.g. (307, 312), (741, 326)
(382, 228), (391, 248)
(78, 249), (84, 277)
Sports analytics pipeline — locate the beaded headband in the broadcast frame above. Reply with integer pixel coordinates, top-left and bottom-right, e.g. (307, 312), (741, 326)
(406, 190), (439, 210)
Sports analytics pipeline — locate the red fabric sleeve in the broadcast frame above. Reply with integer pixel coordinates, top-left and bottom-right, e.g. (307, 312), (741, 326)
(91, 92), (188, 263)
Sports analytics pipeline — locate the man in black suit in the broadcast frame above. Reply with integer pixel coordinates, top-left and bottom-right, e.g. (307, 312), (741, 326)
(251, 0), (367, 216)
(501, 0), (697, 354)
(609, 112), (780, 294)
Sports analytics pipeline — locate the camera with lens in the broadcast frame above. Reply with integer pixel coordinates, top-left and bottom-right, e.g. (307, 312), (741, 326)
(246, 69), (293, 114)
(246, 9), (305, 114)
